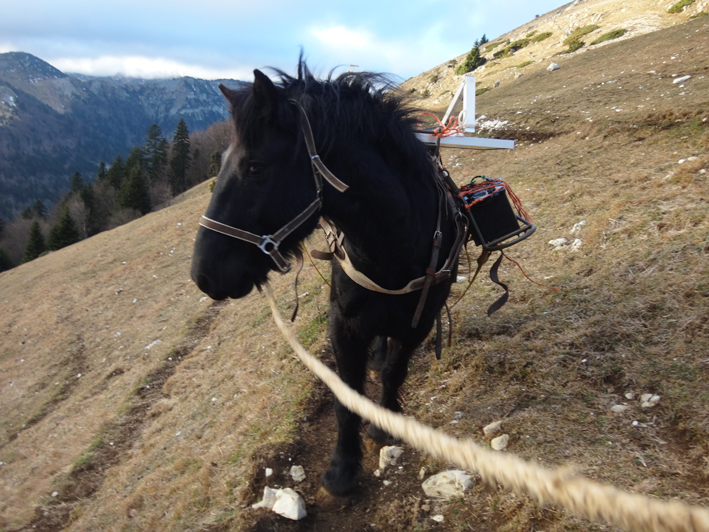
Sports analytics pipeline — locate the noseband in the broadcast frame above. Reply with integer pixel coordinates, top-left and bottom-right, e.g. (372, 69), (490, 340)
(199, 101), (349, 273)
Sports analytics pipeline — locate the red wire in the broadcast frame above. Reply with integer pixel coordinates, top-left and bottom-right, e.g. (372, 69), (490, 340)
(502, 251), (560, 292)
(417, 112), (462, 138)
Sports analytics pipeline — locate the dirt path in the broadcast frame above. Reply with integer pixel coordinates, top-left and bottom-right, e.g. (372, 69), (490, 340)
(11, 301), (228, 532)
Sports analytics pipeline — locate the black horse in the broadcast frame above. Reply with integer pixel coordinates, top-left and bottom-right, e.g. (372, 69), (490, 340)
(191, 60), (463, 500)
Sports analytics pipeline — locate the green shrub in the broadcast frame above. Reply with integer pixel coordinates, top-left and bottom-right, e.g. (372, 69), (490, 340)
(564, 38), (585, 53)
(493, 38), (531, 59)
(564, 24), (599, 45)
(485, 42), (500, 53)
(428, 74), (439, 83)
(591, 29), (627, 45)
(517, 60), (533, 68)
(668, 0), (694, 12)
(526, 30), (537, 37)
(455, 46), (486, 75)
(690, 10), (708, 17)
(532, 31), (553, 43)
(476, 87), (490, 96)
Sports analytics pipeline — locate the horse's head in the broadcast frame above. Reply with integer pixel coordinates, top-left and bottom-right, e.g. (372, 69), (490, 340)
(191, 70), (322, 300)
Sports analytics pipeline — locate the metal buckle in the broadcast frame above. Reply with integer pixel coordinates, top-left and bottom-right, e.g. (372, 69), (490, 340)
(258, 236), (278, 254)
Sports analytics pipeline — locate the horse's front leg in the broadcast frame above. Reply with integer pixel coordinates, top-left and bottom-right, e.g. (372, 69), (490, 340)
(366, 337), (418, 445)
(320, 311), (370, 499)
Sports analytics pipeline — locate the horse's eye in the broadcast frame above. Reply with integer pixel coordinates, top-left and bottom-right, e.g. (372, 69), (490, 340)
(248, 163), (265, 176)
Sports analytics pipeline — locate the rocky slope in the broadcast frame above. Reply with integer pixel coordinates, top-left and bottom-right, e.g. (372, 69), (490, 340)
(0, 52), (240, 219)
(402, 0), (708, 112)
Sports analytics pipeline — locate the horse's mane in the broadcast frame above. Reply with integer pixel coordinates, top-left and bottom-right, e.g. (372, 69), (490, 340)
(229, 58), (435, 184)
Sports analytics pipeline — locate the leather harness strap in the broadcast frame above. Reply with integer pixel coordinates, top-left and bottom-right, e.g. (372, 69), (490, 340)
(199, 100), (349, 274)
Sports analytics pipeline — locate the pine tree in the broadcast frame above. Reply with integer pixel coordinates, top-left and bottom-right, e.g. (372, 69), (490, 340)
(70, 171), (84, 193)
(97, 161), (107, 181)
(208, 150), (221, 178)
(22, 221), (46, 263)
(144, 124), (168, 181)
(170, 118), (191, 195)
(455, 42), (487, 75)
(32, 199), (47, 219)
(47, 208), (80, 251)
(125, 146), (145, 175)
(118, 166), (152, 215)
(0, 247), (12, 272)
(106, 155), (126, 189)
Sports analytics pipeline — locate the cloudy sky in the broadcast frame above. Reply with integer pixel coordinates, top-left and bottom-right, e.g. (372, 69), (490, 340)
(1, 0), (567, 82)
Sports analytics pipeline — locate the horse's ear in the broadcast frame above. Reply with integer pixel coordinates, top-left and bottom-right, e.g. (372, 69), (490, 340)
(252, 69), (280, 119)
(219, 84), (240, 106)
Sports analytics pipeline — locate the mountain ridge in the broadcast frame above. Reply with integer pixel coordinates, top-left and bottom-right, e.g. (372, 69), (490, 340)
(0, 51), (241, 219)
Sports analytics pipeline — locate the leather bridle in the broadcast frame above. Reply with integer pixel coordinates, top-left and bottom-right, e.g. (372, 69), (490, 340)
(199, 100), (349, 273)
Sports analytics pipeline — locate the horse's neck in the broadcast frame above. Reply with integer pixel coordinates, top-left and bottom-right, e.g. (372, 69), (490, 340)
(321, 146), (438, 277)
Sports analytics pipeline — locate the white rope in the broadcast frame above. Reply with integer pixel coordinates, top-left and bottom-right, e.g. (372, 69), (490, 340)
(264, 282), (709, 532)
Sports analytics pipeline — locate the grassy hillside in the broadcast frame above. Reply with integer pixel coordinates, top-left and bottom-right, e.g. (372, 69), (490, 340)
(1, 15), (708, 532)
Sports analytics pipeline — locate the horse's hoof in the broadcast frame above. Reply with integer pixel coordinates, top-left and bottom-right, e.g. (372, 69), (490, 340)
(368, 369), (380, 382)
(316, 487), (351, 511)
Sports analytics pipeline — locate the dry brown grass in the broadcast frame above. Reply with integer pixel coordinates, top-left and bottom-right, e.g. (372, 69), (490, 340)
(1, 15), (708, 532)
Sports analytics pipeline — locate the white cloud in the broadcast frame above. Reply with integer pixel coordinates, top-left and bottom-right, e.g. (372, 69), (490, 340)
(312, 27), (373, 49)
(49, 55), (251, 80)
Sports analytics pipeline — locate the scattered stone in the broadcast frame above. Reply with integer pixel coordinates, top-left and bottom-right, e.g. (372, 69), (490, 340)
(252, 486), (307, 520)
(374, 469), (381, 477)
(571, 220), (586, 235)
(145, 339), (161, 350)
(688, 156), (699, 162)
(379, 446), (404, 470)
(451, 411), (463, 424)
(569, 238), (583, 252)
(548, 237), (569, 250)
(431, 515), (445, 523)
(547, 62), (560, 72)
(673, 75), (691, 84)
(51, 491), (58, 497)
(625, 392), (635, 400)
(265, 468), (273, 477)
(491, 434), (510, 451)
(494, 81), (500, 88)
(483, 420), (502, 437)
(611, 405), (629, 413)
(515, 71), (524, 79)
(422, 470), (473, 499)
(456, 275), (468, 282)
(290, 465), (305, 482)
(640, 394), (660, 408)
(383, 480), (392, 486)
(678, 159), (687, 164)
(421, 504), (431, 512)
(418, 467), (426, 480)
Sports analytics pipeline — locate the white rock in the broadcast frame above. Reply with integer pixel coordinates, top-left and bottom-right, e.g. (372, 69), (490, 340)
(547, 62), (560, 72)
(272, 488), (307, 520)
(418, 467), (426, 480)
(383, 480), (392, 486)
(431, 515), (445, 523)
(611, 405), (629, 413)
(571, 220), (586, 235)
(422, 470), (473, 499)
(483, 420), (502, 437)
(688, 156), (699, 161)
(290, 465), (306, 482)
(252, 486), (278, 510)
(678, 159), (687, 164)
(548, 237), (568, 249)
(265, 468), (273, 477)
(625, 392), (635, 400)
(491, 434), (510, 450)
(374, 469), (381, 477)
(253, 487), (306, 520)
(379, 446), (404, 470)
(673, 75), (691, 84)
(51, 491), (58, 497)
(641, 395), (660, 408)
(569, 238), (583, 252)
